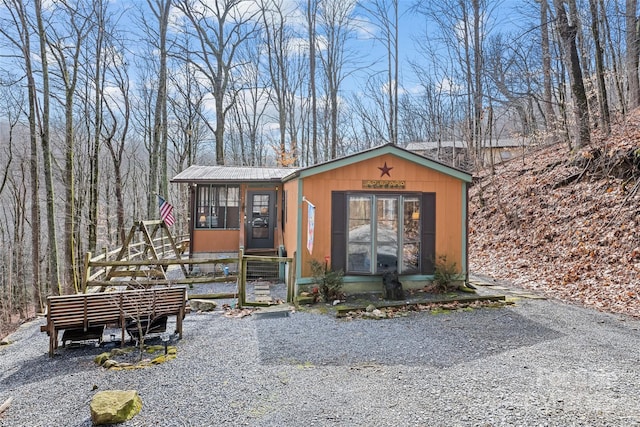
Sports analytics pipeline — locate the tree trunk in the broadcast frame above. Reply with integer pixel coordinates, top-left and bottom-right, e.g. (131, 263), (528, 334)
(539, 0), (556, 135)
(89, 1), (106, 253)
(589, 0), (610, 133)
(16, 0), (43, 307)
(600, 0), (626, 116)
(35, 0), (62, 294)
(553, 0), (590, 148)
(626, 0), (640, 109)
(308, 0), (318, 164)
(472, 0), (483, 163)
(148, 0), (171, 215)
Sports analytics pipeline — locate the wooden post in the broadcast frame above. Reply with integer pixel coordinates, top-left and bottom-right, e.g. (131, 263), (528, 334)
(288, 253), (296, 303)
(102, 247), (109, 279)
(119, 293), (125, 346)
(83, 252), (91, 293)
(238, 248), (246, 307)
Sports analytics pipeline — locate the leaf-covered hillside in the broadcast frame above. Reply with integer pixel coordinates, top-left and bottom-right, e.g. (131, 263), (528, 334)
(469, 113), (640, 318)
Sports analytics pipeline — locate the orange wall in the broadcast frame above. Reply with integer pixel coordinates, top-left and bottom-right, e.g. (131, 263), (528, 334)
(192, 229), (241, 253)
(295, 154), (465, 277)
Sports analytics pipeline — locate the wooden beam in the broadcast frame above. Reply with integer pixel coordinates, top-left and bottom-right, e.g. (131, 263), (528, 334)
(188, 293), (237, 300)
(87, 275), (238, 287)
(89, 257), (239, 267)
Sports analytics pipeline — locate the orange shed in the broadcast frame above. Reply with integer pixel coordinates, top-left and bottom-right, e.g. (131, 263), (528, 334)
(172, 143), (472, 295)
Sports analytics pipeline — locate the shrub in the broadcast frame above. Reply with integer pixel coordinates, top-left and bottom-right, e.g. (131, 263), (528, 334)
(309, 258), (344, 302)
(432, 255), (465, 292)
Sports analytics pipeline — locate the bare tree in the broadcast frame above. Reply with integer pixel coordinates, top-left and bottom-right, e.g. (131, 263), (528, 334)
(47, 0), (94, 293)
(87, 0), (109, 254)
(537, 0), (557, 137)
(359, 0), (399, 145)
(103, 44), (132, 245)
(168, 56), (211, 170)
(175, 0), (260, 165)
(259, 0), (305, 166)
(588, 0), (610, 133)
(317, 0), (357, 159)
(144, 0), (172, 218)
(0, 0), (44, 304)
(600, 0), (626, 115)
(552, 0), (590, 148)
(411, 0), (503, 167)
(305, 0), (319, 164)
(627, 0), (640, 109)
(228, 40), (269, 166)
(0, 85), (20, 197)
(35, 0), (63, 295)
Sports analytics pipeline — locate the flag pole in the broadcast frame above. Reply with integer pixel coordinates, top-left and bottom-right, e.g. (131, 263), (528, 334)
(302, 196), (315, 208)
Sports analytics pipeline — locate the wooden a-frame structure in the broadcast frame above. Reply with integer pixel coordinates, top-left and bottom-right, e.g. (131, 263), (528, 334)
(104, 220), (188, 284)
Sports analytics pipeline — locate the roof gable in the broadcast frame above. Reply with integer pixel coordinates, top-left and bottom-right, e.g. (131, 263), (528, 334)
(283, 143), (472, 183)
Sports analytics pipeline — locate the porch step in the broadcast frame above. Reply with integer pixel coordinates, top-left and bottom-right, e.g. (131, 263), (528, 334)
(244, 248), (278, 256)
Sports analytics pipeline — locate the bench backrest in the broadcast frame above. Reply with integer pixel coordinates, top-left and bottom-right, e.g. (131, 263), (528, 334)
(47, 287), (186, 329)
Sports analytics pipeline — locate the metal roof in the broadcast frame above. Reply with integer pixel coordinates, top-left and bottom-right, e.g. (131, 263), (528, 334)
(171, 165), (297, 183)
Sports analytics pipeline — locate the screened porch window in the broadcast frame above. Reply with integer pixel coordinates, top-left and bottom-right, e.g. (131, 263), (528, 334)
(195, 185), (240, 229)
(345, 194), (423, 275)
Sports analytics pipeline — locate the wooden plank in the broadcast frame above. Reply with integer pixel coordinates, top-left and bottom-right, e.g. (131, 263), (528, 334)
(188, 293), (237, 300)
(86, 275), (237, 287)
(108, 270), (165, 278)
(89, 257), (239, 267)
(242, 255), (292, 263)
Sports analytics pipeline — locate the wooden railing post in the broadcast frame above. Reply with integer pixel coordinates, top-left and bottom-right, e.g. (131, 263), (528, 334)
(83, 252), (91, 293)
(288, 253), (296, 303)
(238, 248), (245, 307)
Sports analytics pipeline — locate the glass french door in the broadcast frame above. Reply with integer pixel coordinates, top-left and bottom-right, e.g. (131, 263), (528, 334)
(346, 194), (421, 274)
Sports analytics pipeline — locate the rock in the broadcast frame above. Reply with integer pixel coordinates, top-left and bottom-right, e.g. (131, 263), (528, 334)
(189, 299), (217, 312)
(296, 296), (315, 304)
(0, 338), (10, 346)
(90, 390), (142, 425)
(102, 359), (118, 369)
(94, 353), (110, 366)
(371, 309), (387, 319)
(365, 304), (376, 312)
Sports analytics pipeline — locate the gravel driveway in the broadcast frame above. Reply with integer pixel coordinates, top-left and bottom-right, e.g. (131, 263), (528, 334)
(1, 277), (639, 426)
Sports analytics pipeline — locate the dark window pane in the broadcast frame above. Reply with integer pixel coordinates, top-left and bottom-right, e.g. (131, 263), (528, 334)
(195, 185), (239, 229)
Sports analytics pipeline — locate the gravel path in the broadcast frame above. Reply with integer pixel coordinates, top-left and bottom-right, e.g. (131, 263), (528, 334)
(1, 277), (640, 426)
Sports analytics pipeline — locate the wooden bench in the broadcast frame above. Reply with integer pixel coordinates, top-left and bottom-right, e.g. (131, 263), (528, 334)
(41, 287), (187, 357)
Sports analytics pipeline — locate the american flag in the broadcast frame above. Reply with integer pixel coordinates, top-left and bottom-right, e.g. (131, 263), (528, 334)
(158, 195), (175, 226)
